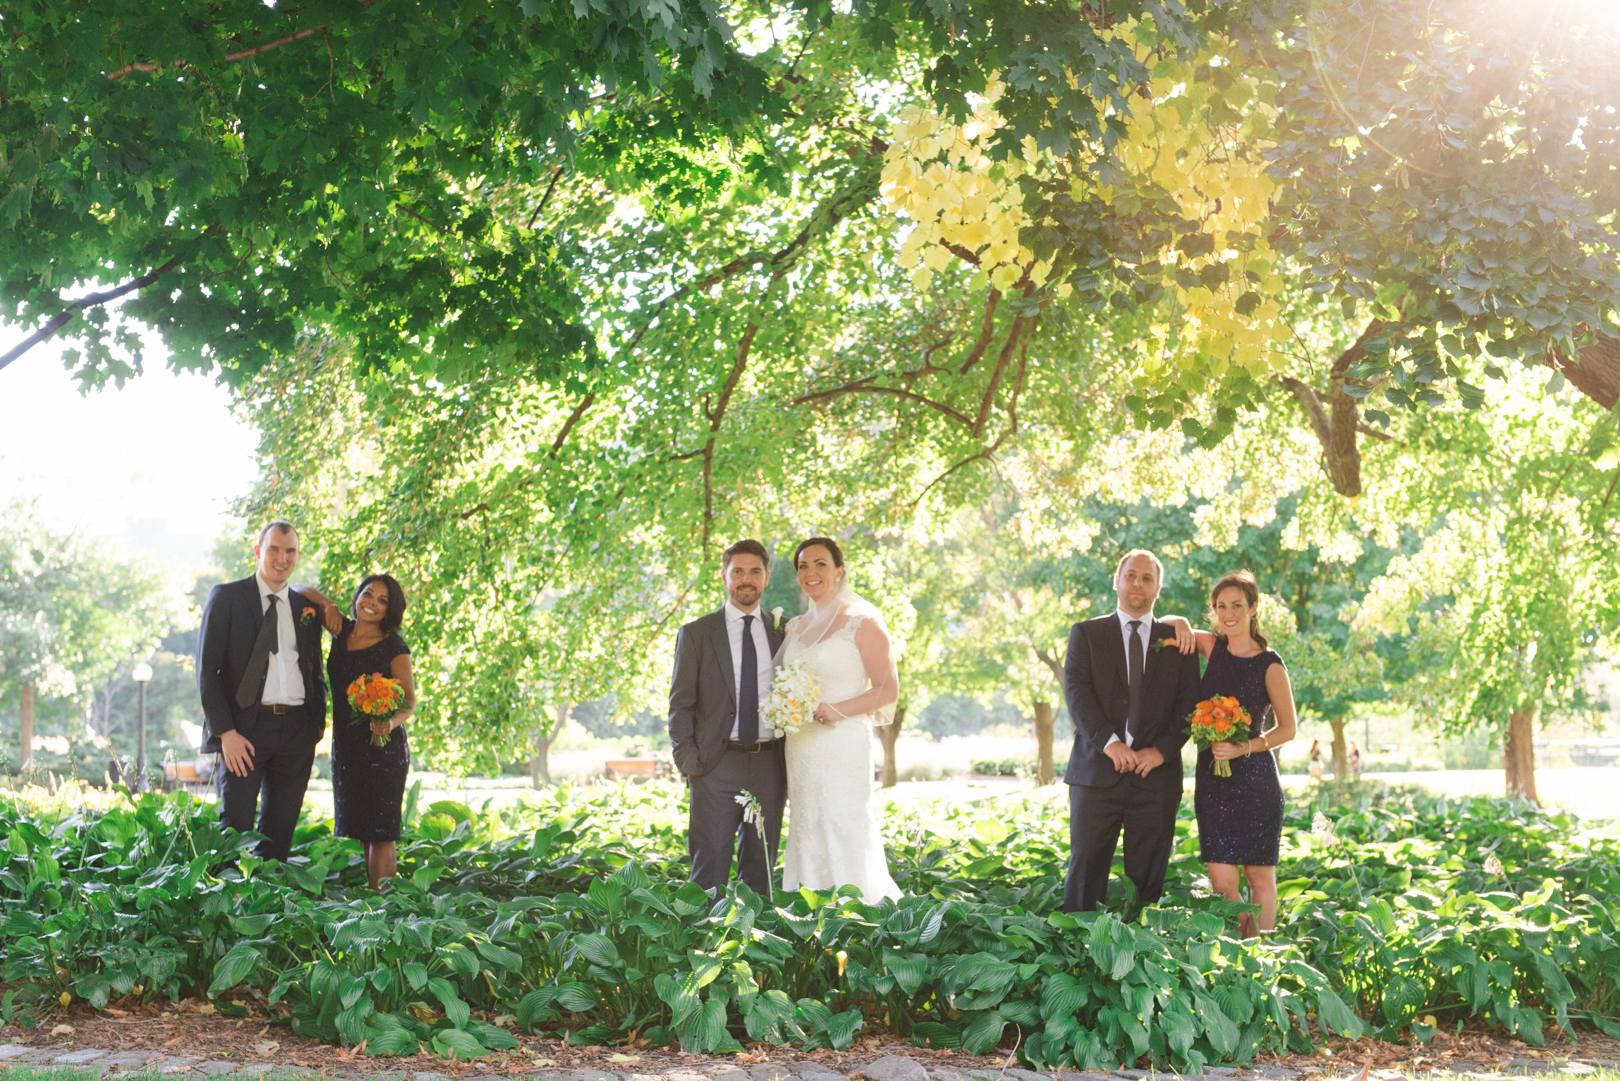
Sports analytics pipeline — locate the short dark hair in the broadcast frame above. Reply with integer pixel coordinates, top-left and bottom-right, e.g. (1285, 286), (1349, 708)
(722, 538), (770, 571)
(793, 536), (845, 568)
(257, 520), (296, 546)
(352, 573), (408, 636)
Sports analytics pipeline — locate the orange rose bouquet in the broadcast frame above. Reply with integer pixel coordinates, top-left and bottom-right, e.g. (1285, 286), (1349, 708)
(346, 673), (405, 747)
(1186, 695), (1252, 777)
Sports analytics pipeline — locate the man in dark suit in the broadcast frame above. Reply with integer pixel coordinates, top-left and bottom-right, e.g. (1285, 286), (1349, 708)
(1062, 549), (1201, 912)
(197, 521), (329, 861)
(668, 538), (788, 895)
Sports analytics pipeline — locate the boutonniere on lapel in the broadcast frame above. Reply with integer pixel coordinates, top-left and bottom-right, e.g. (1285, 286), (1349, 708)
(1150, 636), (1176, 652)
(770, 606), (786, 633)
(299, 608), (317, 626)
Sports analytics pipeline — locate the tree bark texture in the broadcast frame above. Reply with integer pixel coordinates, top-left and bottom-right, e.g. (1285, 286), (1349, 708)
(19, 683), (34, 768)
(1032, 700), (1056, 785)
(1551, 332), (1620, 410)
(1330, 717), (1348, 779)
(1503, 708), (1538, 804)
(1282, 320), (1387, 498)
(530, 702), (570, 788)
(876, 706), (903, 787)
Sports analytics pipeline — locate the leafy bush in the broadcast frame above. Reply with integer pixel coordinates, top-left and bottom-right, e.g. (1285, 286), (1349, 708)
(0, 779), (1614, 1068)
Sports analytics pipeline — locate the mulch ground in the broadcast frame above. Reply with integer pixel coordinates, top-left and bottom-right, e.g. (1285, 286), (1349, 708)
(4, 999), (1618, 1076)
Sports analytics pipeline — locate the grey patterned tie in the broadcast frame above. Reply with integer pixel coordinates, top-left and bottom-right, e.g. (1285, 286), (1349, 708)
(1126, 619), (1145, 745)
(235, 595), (279, 710)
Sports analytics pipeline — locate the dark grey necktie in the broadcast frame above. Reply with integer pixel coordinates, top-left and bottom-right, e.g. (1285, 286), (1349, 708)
(738, 614), (759, 745)
(1126, 619), (1145, 744)
(235, 595), (279, 710)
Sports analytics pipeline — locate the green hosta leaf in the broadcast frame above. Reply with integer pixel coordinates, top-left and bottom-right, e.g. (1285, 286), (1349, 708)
(402, 963), (429, 991)
(469, 1021), (519, 1049)
(431, 1027), (486, 1059)
(515, 988), (558, 1031)
(823, 1007), (863, 1051)
(366, 1027), (419, 1056)
(555, 983), (597, 1013)
(960, 1009), (1005, 1056)
(428, 978), (471, 1030)
(573, 934), (620, 969)
(208, 944), (261, 995)
(884, 952), (928, 996)
(1040, 972), (1088, 1020)
(1382, 974), (1427, 1025)
(339, 975), (367, 1009)
(234, 914), (275, 937)
(474, 940), (524, 972)
(446, 946), (481, 977)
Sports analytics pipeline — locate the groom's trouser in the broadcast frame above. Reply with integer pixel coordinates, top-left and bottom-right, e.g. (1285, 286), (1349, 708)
(1063, 775), (1181, 912)
(688, 740), (786, 896)
(216, 706), (317, 862)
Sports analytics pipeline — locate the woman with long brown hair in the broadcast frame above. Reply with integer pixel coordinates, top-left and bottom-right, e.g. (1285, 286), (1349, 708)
(1166, 571), (1297, 936)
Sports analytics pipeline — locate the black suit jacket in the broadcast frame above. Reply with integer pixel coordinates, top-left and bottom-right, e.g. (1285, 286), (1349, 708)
(1063, 613), (1200, 790)
(668, 607), (787, 778)
(197, 575), (329, 752)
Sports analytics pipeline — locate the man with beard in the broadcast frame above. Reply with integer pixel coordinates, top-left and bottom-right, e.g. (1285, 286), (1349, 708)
(668, 539), (788, 895)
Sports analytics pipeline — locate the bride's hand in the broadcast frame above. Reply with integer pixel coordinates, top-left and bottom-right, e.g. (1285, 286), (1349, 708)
(813, 703), (841, 725)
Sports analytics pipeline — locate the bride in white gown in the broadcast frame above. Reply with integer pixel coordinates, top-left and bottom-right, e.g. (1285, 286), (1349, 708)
(778, 537), (902, 903)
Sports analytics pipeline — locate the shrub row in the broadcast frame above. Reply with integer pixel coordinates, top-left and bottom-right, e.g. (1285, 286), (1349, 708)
(0, 780), (1615, 1068)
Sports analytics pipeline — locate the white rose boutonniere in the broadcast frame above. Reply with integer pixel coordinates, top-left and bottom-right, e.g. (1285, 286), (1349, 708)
(771, 606), (785, 632)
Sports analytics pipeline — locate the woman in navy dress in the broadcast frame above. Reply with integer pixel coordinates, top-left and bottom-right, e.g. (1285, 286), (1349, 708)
(1166, 570), (1297, 937)
(298, 574), (416, 890)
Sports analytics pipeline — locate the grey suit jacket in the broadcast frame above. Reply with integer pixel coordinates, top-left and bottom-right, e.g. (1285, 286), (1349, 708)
(668, 607), (787, 778)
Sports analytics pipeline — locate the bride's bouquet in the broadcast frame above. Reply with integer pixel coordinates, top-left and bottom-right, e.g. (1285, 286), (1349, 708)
(763, 660), (820, 735)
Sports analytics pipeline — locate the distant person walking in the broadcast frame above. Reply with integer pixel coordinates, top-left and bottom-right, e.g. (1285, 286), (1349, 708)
(1347, 740), (1363, 779)
(1308, 739), (1324, 780)
(296, 575), (416, 890)
(197, 522), (329, 861)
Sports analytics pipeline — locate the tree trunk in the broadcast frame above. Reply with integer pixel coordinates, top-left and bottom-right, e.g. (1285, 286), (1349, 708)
(1281, 320), (1388, 498)
(19, 683), (34, 768)
(531, 702), (569, 788)
(1330, 717), (1348, 779)
(875, 706), (903, 787)
(1503, 708), (1538, 804)
(1032, 700), (1056, 785)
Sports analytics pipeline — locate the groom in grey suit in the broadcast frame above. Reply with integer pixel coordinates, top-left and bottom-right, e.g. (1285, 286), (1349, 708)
(668, 539), (788, 895)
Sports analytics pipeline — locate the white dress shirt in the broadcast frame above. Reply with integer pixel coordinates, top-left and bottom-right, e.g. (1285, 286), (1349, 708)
(724, 600), (775, 741)
(256, 574), (304, 707)
(1106, 607), (1152, 749)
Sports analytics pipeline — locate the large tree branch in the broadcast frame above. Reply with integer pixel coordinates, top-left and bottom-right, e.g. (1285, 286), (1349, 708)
(699, 323), (759, 551)
(791, 382), (974, 428)
(911, 339), (1027, 508)
(108, 27), (324, 80)
(1548, 332), (1620, 410)
(970, 314), (1029, 437)
(1280, 320), (1387, 497)
(956, 289), (1001, 375)
(0, 258), (181, 373)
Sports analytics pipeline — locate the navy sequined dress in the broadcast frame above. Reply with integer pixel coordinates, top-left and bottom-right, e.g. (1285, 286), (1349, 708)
(328, 619), (411, 843)
(1194, 639), (1286, 866)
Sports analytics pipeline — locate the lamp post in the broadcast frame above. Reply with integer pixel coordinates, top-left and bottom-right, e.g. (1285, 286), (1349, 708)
(132, 662), (154, 792)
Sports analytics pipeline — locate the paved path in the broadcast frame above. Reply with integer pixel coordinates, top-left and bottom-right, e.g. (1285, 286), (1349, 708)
(2, 1046), (1614, 1081)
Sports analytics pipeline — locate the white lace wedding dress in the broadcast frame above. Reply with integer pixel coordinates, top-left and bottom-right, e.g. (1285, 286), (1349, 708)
(780, 610), (902, 903)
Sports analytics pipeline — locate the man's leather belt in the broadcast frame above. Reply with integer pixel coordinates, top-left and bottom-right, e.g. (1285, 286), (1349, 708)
(261, 703), (302, 715)
(725, 738), (777, 753)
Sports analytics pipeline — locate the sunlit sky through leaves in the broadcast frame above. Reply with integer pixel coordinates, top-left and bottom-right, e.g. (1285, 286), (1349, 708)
(0, 323), (258, 571)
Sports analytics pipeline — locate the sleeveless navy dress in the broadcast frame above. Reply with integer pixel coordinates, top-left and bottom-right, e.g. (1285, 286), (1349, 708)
(328, 619), (411, 842)
(1194, 639), (1286, 866)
